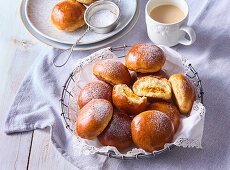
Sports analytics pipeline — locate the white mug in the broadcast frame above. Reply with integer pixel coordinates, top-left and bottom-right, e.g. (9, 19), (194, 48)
(145, 0), (196, 47)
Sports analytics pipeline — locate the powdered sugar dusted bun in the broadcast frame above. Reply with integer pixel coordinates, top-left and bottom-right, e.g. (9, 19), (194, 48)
(51, 0), (86, 31)
(131, 110), (174, 152)
(76, 99), (113, 139)
(169, 74), (196, 114)
(137, 69), (169, 80)
(76, 0), (98, 5)
(93, 59), (131, 86)
(147, 101), (180, 133)
(132, 76), (172, 100)
(112, 84), (147, 115)
(125, 44), (166, 73)
(98, 111), (132, 151)
(78, 81), (113, 109)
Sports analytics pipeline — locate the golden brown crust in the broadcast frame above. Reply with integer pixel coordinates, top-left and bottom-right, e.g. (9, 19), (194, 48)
(93, 59), (132, 86)
(76, 99), (113, 139)
(51, 0), (86, 31)
(136, 70), (169, 80)
(146, 101), (180, 133)
(98, 111), (132, 151)
(169, 74), (196, 114)
(76, 0), (98, 5)
(130, 71), (138, 86)
(78, 81), (113, 109)
(131, 110), (174, 152)
(132, 76), (172, 100)
(112, 84), (147, 115)
(125, 44), (166, 73)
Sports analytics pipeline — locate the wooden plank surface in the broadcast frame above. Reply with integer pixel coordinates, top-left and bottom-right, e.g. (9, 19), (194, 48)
(0, 0), (81, 169)
(0, 0), (39, 169)
(28, 128), (79, 170)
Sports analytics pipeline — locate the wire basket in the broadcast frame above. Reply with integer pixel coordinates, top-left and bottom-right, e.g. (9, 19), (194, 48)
(60, 45), (204, 160)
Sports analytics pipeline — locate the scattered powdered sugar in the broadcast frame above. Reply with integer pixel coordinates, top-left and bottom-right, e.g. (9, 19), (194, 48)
(149, 102), (176, 120)
(166, 103), (176, 118)
(182, 77), (194, 92)
(172, 75), (194, 95)
(130, 44), (165, 66)
(106, 113), (131, 138)
(148, 111), (173, 136)
(95, 59), (126, 79)
(92, 100), (112, 121)
(83, 81), (112, 100)
(89, 9), (117, 27)
(141, 44), (164, 63)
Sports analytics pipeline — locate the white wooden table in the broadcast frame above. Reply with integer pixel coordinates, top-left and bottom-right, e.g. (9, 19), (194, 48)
(0, 1), (79, 169)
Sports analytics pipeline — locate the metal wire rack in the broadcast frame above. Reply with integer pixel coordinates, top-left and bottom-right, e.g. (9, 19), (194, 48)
(60, 45), (204, 160)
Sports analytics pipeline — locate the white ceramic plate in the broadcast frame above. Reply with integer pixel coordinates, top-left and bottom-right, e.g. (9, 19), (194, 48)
(20, 0), (140, 50)
(25, 0), (137, 44)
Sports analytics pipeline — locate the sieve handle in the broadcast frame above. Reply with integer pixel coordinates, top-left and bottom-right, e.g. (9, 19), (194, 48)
(52, 26), (91, 67)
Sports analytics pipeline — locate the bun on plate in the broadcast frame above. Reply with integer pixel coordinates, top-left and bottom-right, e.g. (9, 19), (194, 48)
(76, 0), (98, 5)
(51, 0), (86, 31)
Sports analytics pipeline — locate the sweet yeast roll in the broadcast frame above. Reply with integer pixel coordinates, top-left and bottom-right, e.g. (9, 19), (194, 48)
(76, 99), (113, 139)
(169, 74), (196, 114)
(125, 43), (166, 73)
(76, 0), (98, 5)
(147, 101), (180, 133)
(136, 69), (169, 79)
(112, 84), (147, 115)
(132, 76), (172, 100)
(98, 111), (132, 151)
(51, 0), (86, 31)
(93, 59), (131, 86)
(131, 110), (174, 152)
(78, 81), (113, 109)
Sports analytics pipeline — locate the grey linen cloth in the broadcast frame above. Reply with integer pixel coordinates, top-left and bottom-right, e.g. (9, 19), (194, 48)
(5, 0), (230, 169)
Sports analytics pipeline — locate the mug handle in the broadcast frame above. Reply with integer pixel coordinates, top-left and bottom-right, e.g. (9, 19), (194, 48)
(178, 26), (196, 45)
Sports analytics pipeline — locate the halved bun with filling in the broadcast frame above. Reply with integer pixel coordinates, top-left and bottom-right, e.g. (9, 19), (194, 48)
(112, 84), (147, 115)
(132, 76), (172, 100)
